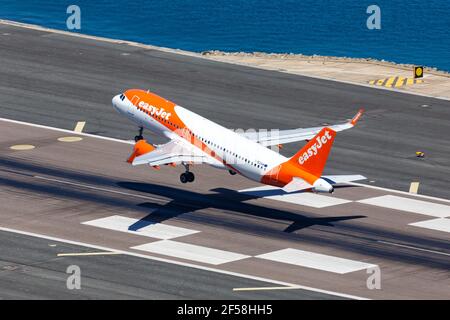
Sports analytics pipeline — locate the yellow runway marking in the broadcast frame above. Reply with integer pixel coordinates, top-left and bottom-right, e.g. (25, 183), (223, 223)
(73, 121), (86, 133)
(10, 144), (35, 150)
(409, 182), (420, 194)
(233, 286), (305, 292)
(57, 136), (83, 142)
(57, 251), (121, 257)
(398, 77), (408, 87)
(369, 76), (424, 88)
(384, 76), (396, 87)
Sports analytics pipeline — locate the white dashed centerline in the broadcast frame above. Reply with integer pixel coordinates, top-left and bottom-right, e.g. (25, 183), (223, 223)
(256, 248), (377, 274)
(82, 215), (199, 240)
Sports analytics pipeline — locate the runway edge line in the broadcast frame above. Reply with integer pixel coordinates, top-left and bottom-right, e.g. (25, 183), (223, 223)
(0, 226), (368, 300)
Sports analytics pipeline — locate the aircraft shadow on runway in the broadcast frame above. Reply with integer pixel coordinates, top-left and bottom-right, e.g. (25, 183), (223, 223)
(117, 182), (366, 233)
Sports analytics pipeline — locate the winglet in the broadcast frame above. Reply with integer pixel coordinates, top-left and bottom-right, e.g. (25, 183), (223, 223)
(350, 108), (364, 126)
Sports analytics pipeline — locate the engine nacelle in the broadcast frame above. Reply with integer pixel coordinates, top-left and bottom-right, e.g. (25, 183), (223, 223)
(313, 178), (334, 193)
(127, 139), (155, 163)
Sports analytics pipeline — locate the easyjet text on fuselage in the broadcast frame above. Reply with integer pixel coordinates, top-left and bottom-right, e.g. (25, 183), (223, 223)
(138, 101), (172, 120)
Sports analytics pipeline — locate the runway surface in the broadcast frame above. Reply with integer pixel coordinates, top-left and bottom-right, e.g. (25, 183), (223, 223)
(0, 120), (449, 299)
(0, 23), (449, 300)
(0, 23), (449, 198)
(1, 230), (341, 299)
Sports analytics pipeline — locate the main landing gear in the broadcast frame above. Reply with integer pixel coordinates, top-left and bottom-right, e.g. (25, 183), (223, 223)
(180, 162), (195, 183)
(135, 127), (144, 142)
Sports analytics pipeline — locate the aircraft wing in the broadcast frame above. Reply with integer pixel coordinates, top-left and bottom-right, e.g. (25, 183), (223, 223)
(132, 139), (214, 166)
(240, 109), (364, 147)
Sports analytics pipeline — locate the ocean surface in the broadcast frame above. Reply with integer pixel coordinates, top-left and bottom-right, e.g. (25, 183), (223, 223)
(0, 0), (449, 71)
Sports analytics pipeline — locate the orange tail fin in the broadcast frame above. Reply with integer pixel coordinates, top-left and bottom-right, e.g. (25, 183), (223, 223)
(289, 127), (336, 177)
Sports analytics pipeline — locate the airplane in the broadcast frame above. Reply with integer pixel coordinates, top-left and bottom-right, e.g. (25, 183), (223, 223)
(112, 89), (365, 193)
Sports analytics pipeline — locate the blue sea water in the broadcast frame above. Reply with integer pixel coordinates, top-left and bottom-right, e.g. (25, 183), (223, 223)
(0, 0), (449, 71)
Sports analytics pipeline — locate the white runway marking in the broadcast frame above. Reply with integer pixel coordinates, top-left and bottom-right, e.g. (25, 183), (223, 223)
(239, 186), (351, 208)
(358, 195), (450, 218)
(58, 137), (83, 142)
(9, 144), (35, 150)
(57, 136), (83, 142)
(409, 218), (450, 234)
(378, 240), (450, 257)
(132, 240), (250, 265)
(73, 121), (86, 133)
(0, 226), (368, 300)
(57, 251), (121, 257)
(233, 286), (308, 292)
(256, 248), (377, 274)
(350, 182), (450, 204)
(0, 117), (133, 144)
(82, 215), (199, 240)
(409, 182), (420, 194)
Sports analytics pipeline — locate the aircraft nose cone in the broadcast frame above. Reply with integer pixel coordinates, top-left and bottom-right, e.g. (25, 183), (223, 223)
(112, 94), (120, 107)
(112, 94), (124, 113)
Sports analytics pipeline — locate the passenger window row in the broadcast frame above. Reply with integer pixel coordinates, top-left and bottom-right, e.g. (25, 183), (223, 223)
(195, 135), (266, 169)
(134, 104), (266, 170)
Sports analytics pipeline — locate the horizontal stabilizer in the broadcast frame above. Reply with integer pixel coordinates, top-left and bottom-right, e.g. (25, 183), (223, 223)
(321, 175), (366, 184)
(282, 177), (312, 193)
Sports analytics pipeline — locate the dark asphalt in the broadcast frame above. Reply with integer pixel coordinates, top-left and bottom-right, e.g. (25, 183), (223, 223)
(0, 120), (448, 299)
(0, 230), (341, 300)
(1, 153), (448, 272)
(0, 23), (449, 198)
(0, 22), (449, 300)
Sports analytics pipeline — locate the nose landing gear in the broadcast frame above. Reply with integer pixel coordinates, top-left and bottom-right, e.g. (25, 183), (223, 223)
(180, 162), (195, 183)
(135, 127), (144, 142)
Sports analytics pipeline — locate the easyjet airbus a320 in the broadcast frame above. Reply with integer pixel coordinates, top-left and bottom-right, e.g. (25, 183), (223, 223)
(112, 89), (365, 193)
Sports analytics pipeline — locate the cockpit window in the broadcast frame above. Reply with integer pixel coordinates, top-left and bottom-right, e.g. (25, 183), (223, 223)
(120, 94), (125, 101)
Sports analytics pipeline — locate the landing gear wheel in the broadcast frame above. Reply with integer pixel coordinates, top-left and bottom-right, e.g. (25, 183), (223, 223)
(186, 172), (195, 182)
(180, 162), (195, 183)
(180, 173), (188, 184)
(229, 170), (236, 175)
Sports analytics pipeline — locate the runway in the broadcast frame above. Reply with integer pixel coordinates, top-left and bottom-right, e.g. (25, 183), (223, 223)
(0, 119), (449, 299)
(0, 22), (449, 198)
(1, 229), (342, 299)
(0, 22), (449, 299)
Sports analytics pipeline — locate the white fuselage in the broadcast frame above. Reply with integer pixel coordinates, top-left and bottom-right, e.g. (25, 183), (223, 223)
(113, 94), (287, 182)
